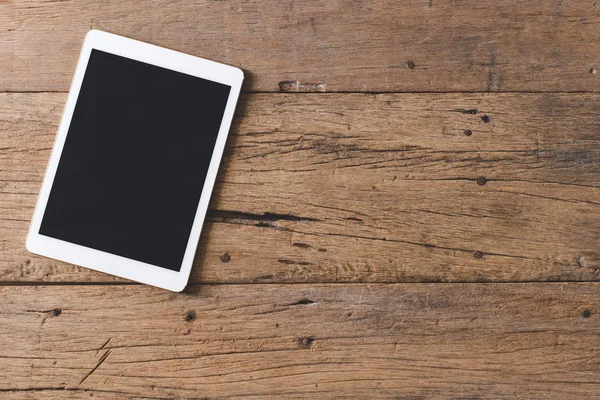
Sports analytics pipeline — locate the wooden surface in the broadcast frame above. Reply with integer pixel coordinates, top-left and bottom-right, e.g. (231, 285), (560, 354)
(1, 0), (600, 92)
(2, 92), (599, 283)
(0, 283), (599, 399)
(1, 0), (599, 398)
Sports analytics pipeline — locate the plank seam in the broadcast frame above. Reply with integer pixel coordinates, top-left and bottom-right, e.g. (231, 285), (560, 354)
(0, 280), (598, 287)
(4, 90), (600, 95)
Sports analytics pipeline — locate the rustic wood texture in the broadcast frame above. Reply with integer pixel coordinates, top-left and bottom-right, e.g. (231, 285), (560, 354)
(0, 283), (598, 399)
(1, 92), (599, 283)
(1, 0), (600, 92)
(2, 1), (599, 397)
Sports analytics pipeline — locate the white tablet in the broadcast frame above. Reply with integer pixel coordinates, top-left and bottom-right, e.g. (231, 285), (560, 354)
(26, 30), (243, 291)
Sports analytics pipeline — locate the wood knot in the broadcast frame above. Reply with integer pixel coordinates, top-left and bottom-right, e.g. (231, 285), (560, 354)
(297, 337), (315, 349)
(220, 252), (231, 263)
(185, 310), (196, 322)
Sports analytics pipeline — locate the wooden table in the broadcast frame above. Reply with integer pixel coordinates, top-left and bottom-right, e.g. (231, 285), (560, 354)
(1, 1), (599, 398)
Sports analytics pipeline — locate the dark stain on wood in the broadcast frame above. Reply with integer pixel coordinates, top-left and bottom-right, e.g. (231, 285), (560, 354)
(292, 242), (311, 248)
(290, 299), (316, 306)
(452, 108), (479, 114)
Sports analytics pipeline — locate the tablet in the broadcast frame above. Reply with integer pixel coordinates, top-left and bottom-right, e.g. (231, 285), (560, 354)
(26, 30), (243, 291)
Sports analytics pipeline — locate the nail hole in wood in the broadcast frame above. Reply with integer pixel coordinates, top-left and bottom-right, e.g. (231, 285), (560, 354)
(582, 309), (591, 318)
(297, 337), (315, 349)
(473, 251), (484, 259)
(481, 115), (491, 123)
(406, 61), (415, 69)
(51, 308), (62, 317)
(476, 176), (487, 186)
(185, 310), (196, 322)
(220, 253), (231, 263)
(464, 129), (472, 136)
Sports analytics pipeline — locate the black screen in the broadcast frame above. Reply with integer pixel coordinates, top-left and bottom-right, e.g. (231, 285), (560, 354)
(40, 49), (231, 271)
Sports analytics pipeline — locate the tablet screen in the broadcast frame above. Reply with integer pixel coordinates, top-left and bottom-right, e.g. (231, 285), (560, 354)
(39, 49), (231, 272)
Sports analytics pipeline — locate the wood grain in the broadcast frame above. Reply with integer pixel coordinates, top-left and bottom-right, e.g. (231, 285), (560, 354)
(1, 0), (600, 92)
(0, 283), (598, 399)
(1, 92), (599, 284)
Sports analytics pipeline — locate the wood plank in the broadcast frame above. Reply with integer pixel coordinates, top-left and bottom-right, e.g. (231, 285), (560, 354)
(1, 0), (600, 92)
(1, 93), (600, 283)
(0, 283), (598, 399)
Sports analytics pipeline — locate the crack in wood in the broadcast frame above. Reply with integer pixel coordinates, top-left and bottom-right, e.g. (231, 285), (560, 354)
(278, 259), (312, 265)
(289, 299), (316, 306)
(450, 108), (479, 114)
(208, 210), (321, 223)
(79, 349), (111, 386)
(111, 348), (295, 365)
(95, 337), (112, 356)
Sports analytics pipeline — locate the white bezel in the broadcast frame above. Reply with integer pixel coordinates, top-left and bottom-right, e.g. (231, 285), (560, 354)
(26, 30), (243, 292)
